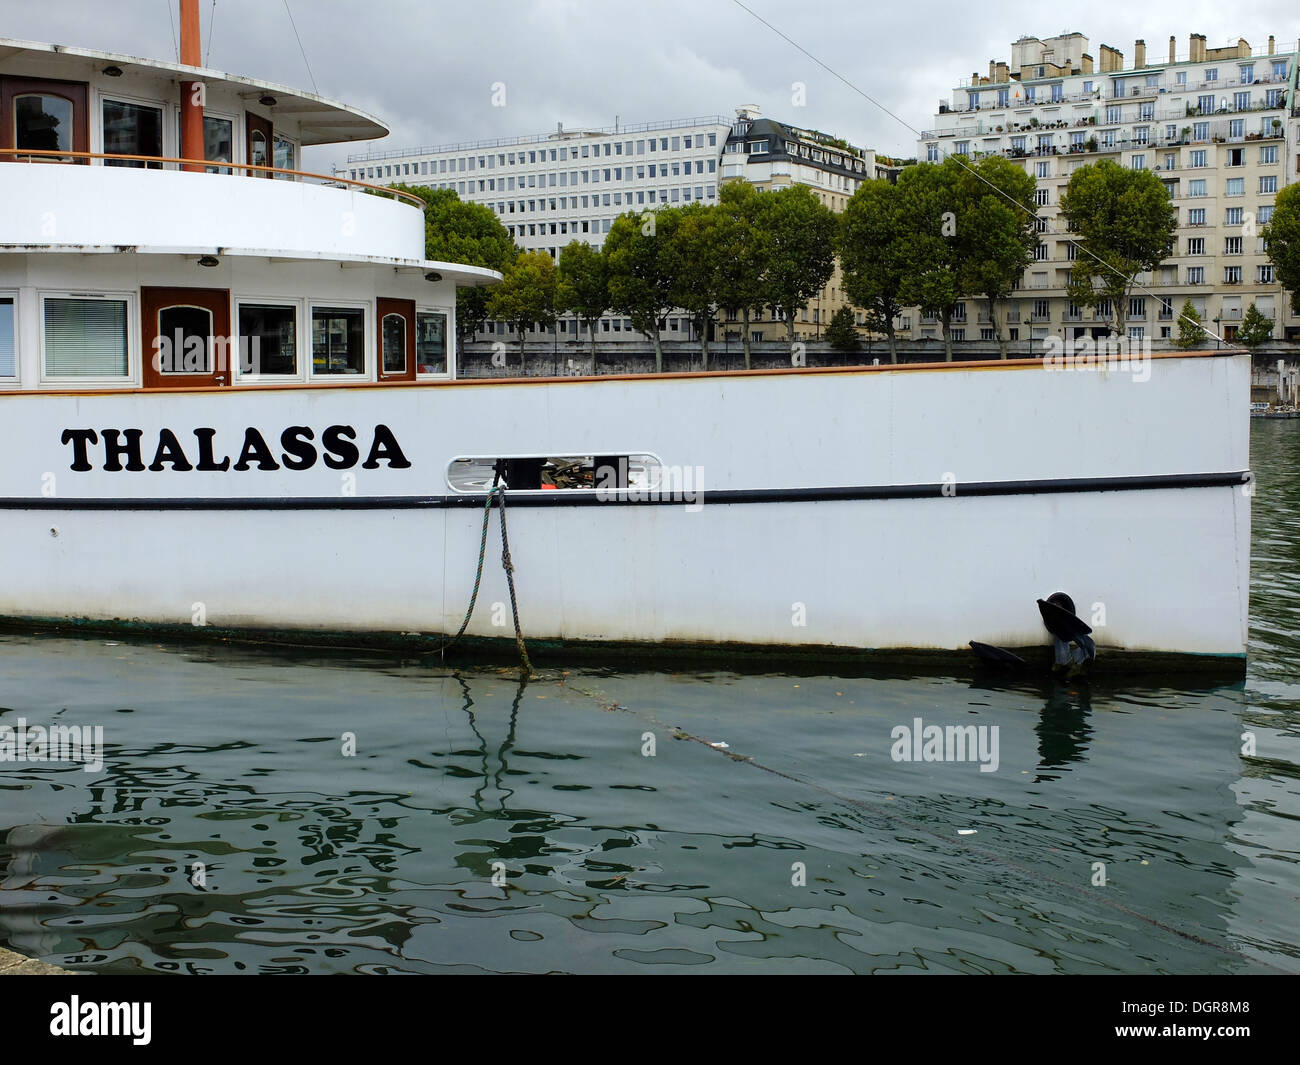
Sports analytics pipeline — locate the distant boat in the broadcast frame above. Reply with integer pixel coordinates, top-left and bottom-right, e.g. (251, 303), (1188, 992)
(0, 5), (1253, 672)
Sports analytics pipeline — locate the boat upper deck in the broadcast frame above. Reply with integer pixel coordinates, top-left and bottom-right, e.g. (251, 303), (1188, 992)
(0, 36), (442, 263)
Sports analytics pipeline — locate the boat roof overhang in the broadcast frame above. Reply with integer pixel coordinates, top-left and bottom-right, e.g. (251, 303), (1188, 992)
(0, 37), (388, 145)
(0, 244), (501, 286)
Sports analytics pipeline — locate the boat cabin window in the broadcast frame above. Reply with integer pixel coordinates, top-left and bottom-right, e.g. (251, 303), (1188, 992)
(102, 98), (163, 168)
(447, 454), (659, 492)
(238, 303), (298, 376)
(156, 306), (214, 373)
(249, 130), (268, 168)
(311, 306), (365, 376)
(204, 115), (233, 174)
(0, 297), (15, 378)
(416, 311), (447, 374)
(273, 134), (296, 178)
(381, 314), (407, 374)
(1, 77), (88, 162)
(42, 295), (129, 379)
(15, 94), (72, 153)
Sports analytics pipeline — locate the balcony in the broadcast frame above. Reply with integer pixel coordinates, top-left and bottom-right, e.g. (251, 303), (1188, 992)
(0, 151), (426, 261)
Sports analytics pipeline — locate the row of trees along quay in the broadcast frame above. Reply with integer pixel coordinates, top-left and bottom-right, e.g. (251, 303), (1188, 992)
(395, 162), (1300, 371)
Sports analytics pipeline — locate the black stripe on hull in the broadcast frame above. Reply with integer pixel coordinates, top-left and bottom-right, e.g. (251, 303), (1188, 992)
(0, 471), (1250, 510)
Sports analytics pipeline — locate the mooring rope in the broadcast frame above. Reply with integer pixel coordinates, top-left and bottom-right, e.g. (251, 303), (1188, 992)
(436, 471), (531, 673)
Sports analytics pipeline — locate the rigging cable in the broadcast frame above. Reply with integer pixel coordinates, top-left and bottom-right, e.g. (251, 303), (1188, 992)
(283, 0), (318, 95)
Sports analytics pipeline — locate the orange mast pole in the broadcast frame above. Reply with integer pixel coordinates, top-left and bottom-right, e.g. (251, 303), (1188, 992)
(179, 0), (204, 173)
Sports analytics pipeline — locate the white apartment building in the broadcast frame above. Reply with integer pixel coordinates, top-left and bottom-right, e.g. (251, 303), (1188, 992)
(919, 32), (1300, 345)
(340, 116), (732, 346)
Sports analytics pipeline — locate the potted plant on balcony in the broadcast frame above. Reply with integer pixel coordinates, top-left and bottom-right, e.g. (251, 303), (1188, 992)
(1086, 135), (1098, 152)
(1180, 126), (1191, 142)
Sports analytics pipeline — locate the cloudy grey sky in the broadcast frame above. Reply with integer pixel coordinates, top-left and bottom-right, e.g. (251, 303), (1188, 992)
(7, 0), (1299, 171)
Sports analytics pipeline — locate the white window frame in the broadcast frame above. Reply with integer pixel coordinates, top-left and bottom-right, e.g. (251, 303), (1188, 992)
(272, 132), (299, 179)
(94, 88), (169, 168)
(307, 299), (371, 383)
(233, 295), (305, 384)
(171, 105), (238, 173)
(38, 288), (138, 387)
(0, 288), (18, 387)
(415, 305), (453, 380)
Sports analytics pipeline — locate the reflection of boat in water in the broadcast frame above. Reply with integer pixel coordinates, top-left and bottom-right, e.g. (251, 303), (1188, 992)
(0, 6), (1252, 671)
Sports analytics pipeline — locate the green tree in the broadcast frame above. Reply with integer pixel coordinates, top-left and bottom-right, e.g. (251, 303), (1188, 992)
(667, 201), (721, 366)
(824, 305), (860, 354)
(556, 240), (608, 368)
(713, 181), (770, 368)
(1262, 182), (1300, 315)
(840, 178), (910, 363)
(896, 161), (964, 361)
(1059, 160), (1177, 336)
(1174, 299), (1207, 349)
(759, 184), (837, 344)
(394, 184), (519, 354)
(1237, 302), (1274, 348)
(953, 155), (1038, 358)
(487, 251), (559, 373)
(605, 208), (681, 372)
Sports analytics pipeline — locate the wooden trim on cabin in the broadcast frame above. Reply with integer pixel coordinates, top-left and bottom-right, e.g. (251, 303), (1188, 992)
(376, 298), (416, 382)
(244, 111), (272, 180)
(140, 287), (232, 389)
(0, 348), (1248, 398)
(0, 76), (90, 163)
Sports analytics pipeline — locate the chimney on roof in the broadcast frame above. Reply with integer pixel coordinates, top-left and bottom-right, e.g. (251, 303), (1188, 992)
(989, 60), (996, 81)
(1134, 39), (1145, 69)
(1268, 35), (1275, 56)
(1169, 35), (1176, 63)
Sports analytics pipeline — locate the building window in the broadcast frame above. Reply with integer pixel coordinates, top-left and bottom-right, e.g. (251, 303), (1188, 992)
(1259, 265), (1275, 283)
(1189, 179), (1207, 197)
(1035, 161), (1050, 178)
(1190, 150), (1207, 168)
(311, 306), (365, 376)
(1129, 297), (1145, 319)
(926, 143), (939, 162)
(1224, 236), (1243, 255)
(1034, 187), (1049, 205)
(1131, 154), (1146, 170)
(102, 98), (163, 167)
(1260, 175), (1278, 194)
(1188, 237), (1206, 255)
(1192, 122), (1209, 141)
(1226, 178), (1245, 197)
(1261, 144), (1279, 164)
(1187, 267), (1204, 284)
(43, 295), (129, 378)
(1225, 207), (1243, 226)
(1223, 266), (1242, 283)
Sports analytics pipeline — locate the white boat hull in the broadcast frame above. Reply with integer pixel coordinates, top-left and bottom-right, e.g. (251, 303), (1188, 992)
(0, 354), (1252, 667)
